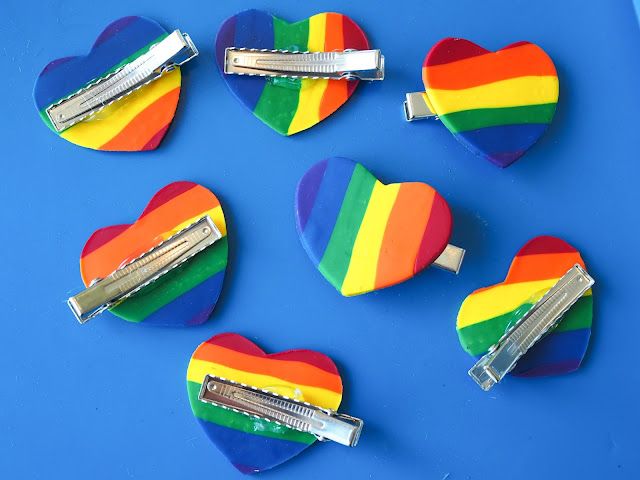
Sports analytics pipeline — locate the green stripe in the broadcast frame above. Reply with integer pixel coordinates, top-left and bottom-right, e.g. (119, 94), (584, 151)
(40, 33), (169, 132)
(457, 295), (593, 356)
(110, 237), (228, 322)
(319, 164), (376, 292)
(253, 17), (309, 135)
(187, 381), (315, 444)
(440, 103), (557, 134)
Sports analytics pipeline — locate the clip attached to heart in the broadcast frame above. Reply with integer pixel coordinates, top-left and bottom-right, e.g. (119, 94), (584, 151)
(224, 48), (384, 81)
(404, 38), (559, 167)
(199, 375), (363, 447)
(469, 264), (594, 391)
(216, 10), (383, 135)
(296, 157), (464, 296)
(34, 17), (198, 151)
(457, 236), (594, 389)
(187, 333), (361, 474)
(68, 182), (228, 326)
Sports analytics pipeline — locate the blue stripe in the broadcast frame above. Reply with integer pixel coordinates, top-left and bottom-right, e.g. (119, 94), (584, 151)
(297, 157), (356, 266)
(216, 9), (273, 111)
(34, 16), (167, 110)
(197, 419), (310, 474)
(455, 123), (549, 167)
(117, 270), (225, 327)
(512, 328), (591, 376)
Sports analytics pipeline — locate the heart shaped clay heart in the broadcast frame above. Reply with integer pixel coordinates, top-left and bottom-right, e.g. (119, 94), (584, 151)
(422, 38), (558, 167)
(457, 236), (593, 377)
(79, 182), (227, 326)
(34, 16), (182, 151)
(296, 157), (452, 296)
(215, 9), (369, 135)
(187, 333), (343, 474)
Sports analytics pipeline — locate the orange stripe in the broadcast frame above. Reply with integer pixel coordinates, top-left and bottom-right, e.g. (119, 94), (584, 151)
(319, 13), (349, 119)
(100, 88), (180, 150)
(375, 183), (435, 289)
(81, 186), (219, 281)
(505, 252), (585, 284)
(423, 43), (556, 90)
(193, 343), (343, 393)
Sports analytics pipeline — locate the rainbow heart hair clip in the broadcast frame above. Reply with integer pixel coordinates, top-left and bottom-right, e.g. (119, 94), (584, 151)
(67, 182), (228, 326)
(216, 9), (384, 136)
(456, 236), (594, 390)
(404, 38), (559, 167)
(187, 333), (362, 474)
(295, 157), (465, 296)
(34, 16), (198, 151)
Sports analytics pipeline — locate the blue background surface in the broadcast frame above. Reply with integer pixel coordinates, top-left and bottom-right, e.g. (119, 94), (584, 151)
(2, 1), (639, 478)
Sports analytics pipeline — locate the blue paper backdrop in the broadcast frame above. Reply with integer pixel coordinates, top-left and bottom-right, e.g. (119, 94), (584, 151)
(1, 0), (639, 478)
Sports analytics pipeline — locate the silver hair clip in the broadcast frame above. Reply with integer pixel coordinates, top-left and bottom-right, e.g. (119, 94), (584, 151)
(404, 92), (437, 121)
(199, 374), (364, 447)
(224, 47), (384, 81)
(68, 216), (221, 324)
(433, 244), (466, 274)
(47, 30), (198, 132)
(469, 264), (595, 391)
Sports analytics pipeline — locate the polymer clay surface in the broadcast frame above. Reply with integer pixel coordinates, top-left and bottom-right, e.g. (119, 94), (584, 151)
(216, 9), (369, 135)
(422, 38), (558, 167)
(186, 333), (343, 474)
(296, 157), (452, 296)
(457, 236), (592, 376)
(79, 182), (227, 326)
(34, 16), (182, 151)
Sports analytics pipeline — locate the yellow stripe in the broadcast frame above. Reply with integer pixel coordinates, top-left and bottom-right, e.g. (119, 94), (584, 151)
(341, 182), (400, 296)
(426, 75), (558, 115)
(161, 206), (227, 241)
(186, 358), (341, 409)
(287, 14), (329, 135)
(457, 279), (593, 329)
(61, 69), (181, 148)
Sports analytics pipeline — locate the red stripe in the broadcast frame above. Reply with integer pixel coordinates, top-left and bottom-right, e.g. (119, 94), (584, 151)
(425, 38), (490, 67)
(501, 40), (533, 50)
(206, 333), (340, 375)
(138, 181), (198, 219)
(81, 224), (129, 258)
(142, 123), (170, 151)
(414, 193), (452, 272)
(516, 236), (577, 256)
(341, 15), (369, 96)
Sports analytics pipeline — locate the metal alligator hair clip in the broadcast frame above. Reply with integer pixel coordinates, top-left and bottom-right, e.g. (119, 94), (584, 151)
(468, 264), (595, 391)
(224, 47), (384, 81)
(199, 375), (364, 447)
(46, 30), (198, 132)
(68, 216), (221, 324)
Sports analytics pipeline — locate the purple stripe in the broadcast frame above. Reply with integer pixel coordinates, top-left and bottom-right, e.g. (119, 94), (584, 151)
(215, 9), (273, 111)
(93, 16), (140, 48)
(295, 159), (328, 231)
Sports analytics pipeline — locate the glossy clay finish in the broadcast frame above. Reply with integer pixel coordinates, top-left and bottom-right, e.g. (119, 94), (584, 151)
(186, 333), (343, 474)
(215, 9), (369, 135)
(33, 16), (182, 151)
(79, 182), (228, 326)
(457, 236), (593, 376)
(423, 38), (559, 167)
(295, 157), (453, 296)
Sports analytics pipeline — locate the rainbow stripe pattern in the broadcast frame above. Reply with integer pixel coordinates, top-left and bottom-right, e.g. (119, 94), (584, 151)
(457, 236), (593, 377)
(79, 182), (227, 326)
(422, 38), (559, 167)
(216, 10), (369, 135)
(187, 333), (343, 474)
(34, 16), (182, 151)
(296, 157), (453, 296)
